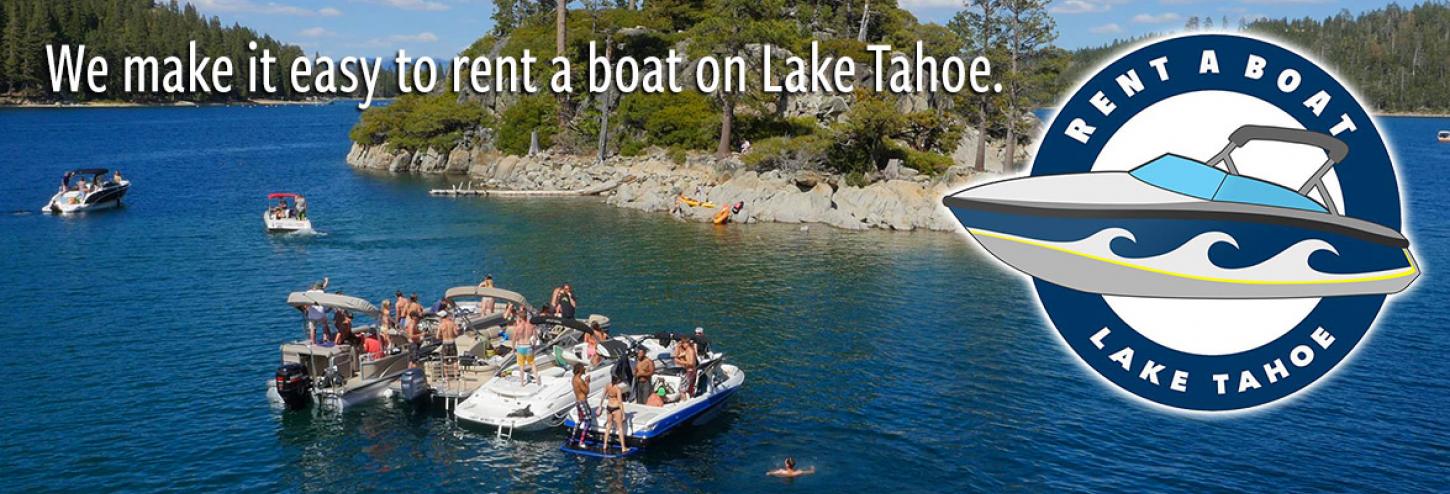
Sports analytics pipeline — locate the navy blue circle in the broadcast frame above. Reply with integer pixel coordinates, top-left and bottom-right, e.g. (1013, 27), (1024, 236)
(1031, 34), (1400, 411)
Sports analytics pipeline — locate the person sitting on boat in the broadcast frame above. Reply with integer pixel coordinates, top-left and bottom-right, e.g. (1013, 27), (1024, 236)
(111, 170), (123, 185)
(646, 386), (667, 407)
(673, 338), (699, 399)
(438, 310), (460, 376)
(767, 457), (815, 478)
(603, 376), (630, 454)
(570, 363), (594, 447)
(362, 329), (385, 360)
(633, 348), (655, 404)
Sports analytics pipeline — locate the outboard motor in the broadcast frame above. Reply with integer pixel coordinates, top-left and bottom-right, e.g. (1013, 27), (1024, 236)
(398, 368), (430, 403)
(274, 363), (312, 409)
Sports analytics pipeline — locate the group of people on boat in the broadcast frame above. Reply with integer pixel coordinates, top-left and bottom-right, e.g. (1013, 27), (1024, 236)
(58, 169), (123, 195)
(569, 326), (713, 454)
(268, 195), (307, 220)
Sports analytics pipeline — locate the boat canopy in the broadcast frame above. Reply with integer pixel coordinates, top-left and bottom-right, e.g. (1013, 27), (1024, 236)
(268, 193), (301, 200)
(443, 286), (528, 307)
(67, 168), (109, 177)
(1130, 155), (1327, 213)
(286, 291), (380, 316)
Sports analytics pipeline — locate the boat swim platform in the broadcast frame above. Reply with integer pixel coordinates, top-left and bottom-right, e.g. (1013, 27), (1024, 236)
(429, 176), (635, 198)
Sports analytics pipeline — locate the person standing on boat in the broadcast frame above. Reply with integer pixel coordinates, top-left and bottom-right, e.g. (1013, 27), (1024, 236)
(603, 376), (629, 454)
(585, 322), (602, 367)
(438, 310), (460, 376)
(633, 348), (655, 404)
(692, 327), (711, 356)
(570, 363), (594, 447)
(394, 291), (408, 328)
(515, 311), (538, 384)
(302, 277), (330, 343)
(406, 294), (423, 367)
(551, 283), (577, 319)
(674, 338), (698, 399)
(296, 195), (308, 220)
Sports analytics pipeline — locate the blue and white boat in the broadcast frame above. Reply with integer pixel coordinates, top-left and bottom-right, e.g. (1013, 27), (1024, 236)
(562, 335), (743, 458)
(944, 125), (1419, 299)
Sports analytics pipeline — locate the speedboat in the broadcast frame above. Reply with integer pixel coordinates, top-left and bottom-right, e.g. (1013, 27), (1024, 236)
(401, 287), (592, 406)
(266, 291), (411, 410)
(264, 193), (311, 232)
(944, 125), (1419, 299)
(1438, 130), (1450, 143)
(43, 168), (130, 214)
(562, 334), (743, 458)
(453, 329), (631, 438)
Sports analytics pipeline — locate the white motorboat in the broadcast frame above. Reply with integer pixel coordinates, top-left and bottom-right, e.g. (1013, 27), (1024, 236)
(453, 330), (633, 438)
(562, 334), (743, 457)
(264, 193), (312, 232)
(43, 168), (130, 214)
(266, 291), (411, 410)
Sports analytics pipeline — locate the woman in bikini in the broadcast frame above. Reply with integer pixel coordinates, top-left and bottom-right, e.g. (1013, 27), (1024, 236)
(603, 376), (629, 453)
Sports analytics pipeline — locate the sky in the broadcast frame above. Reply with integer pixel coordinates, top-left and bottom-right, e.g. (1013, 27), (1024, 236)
(182, 0), (1412, 61)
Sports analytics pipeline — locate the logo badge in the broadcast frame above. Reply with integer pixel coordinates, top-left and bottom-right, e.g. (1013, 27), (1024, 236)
(943, 34), (1419, 412)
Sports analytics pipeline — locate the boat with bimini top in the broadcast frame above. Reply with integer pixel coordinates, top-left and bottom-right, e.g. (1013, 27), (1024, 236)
(267, 291), (411, 410)
(264, 193), (311, 232)
(944, 125), (1419, 299)
(44, 168), (130, 214)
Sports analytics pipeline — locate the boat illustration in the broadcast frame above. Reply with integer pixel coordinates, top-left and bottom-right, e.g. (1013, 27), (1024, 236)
(944, 125), (1419, 299)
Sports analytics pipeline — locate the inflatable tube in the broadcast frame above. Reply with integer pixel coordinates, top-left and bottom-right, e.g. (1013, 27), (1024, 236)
(712, 208), (731, 224)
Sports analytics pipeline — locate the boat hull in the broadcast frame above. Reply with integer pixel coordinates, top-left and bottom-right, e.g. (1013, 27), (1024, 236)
(950, 206), (1418, 299)
(563, 365), (743, 448)
(44, 183), (129, 214)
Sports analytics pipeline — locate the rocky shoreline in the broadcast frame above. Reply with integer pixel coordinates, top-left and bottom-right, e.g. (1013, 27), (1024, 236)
(347, 142), (1012, 232)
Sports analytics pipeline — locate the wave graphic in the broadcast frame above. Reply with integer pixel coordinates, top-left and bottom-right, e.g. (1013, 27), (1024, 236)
(1051, 228), (1395, 283)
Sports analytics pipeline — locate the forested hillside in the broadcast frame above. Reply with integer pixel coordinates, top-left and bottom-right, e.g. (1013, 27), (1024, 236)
(0, 0), (388, 102)
(1057, 2), (1450, 113)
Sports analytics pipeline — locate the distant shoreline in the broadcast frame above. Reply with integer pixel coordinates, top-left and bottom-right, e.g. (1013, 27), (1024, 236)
(1376, 111), (1450, 118)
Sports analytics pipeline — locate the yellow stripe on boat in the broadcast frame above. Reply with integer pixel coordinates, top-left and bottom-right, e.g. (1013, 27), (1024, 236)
(968, 228), (1418, 286)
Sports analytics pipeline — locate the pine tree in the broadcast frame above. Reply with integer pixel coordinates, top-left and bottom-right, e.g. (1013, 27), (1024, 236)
(689, 0), (794, 156)
(950, 0), (1006, 172)
(1000, 0), (1055, 171)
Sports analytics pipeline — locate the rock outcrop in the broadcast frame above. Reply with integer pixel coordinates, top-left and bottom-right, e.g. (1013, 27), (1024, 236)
(348, 143), (991, 232)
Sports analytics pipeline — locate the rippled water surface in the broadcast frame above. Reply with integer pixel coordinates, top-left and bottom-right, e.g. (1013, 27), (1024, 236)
(0, 106), (1446, 492)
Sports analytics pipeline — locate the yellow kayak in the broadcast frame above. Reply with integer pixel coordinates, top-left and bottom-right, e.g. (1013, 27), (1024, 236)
(677, 194), (717, 209)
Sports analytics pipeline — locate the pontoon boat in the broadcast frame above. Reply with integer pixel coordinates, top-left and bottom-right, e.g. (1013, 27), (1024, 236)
(43, 168), (129, 214)
(944, 125), (1419, 299)
(267, 291), (411, 410)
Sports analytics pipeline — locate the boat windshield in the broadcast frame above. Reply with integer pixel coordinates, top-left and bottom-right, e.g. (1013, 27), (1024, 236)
(1130, 155), (1327, 213)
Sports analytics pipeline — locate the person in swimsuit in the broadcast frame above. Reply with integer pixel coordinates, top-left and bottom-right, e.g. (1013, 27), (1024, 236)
(585, 322), (602, 367)
(674, 338), (698, 399)
(634, 348), (655, 404)
(516, 311), (537, 383)
(332, 306), (354, 344)
(570, 363), (594, 447)
(406, 295), (423, 367)
(603, 376), (629, 453)
(767, 457), (815, 478)
(438, 309), (460, 376)
(394, 291), (408, 328)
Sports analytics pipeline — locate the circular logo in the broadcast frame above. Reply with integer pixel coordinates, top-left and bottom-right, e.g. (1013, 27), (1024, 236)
(944, 34), (1419, 412)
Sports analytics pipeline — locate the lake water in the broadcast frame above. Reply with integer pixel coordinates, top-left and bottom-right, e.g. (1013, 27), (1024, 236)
(0, 105), (1445, 492)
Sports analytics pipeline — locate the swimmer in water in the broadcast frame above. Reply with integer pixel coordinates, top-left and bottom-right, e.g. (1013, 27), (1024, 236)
(766, 457), (815, 478)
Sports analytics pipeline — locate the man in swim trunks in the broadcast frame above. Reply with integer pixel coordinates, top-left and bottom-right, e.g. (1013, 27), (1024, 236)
(394, 291), (408, 328)
(437, 310), (459, 376)
(570, 363), (594, 447)
(634, 348), (654, 404)
(674, 338), (698, 399)
(512, 307), (537, 383)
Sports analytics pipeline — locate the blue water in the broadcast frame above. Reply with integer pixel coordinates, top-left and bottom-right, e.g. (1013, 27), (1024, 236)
(0, 106), (1445, 492)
